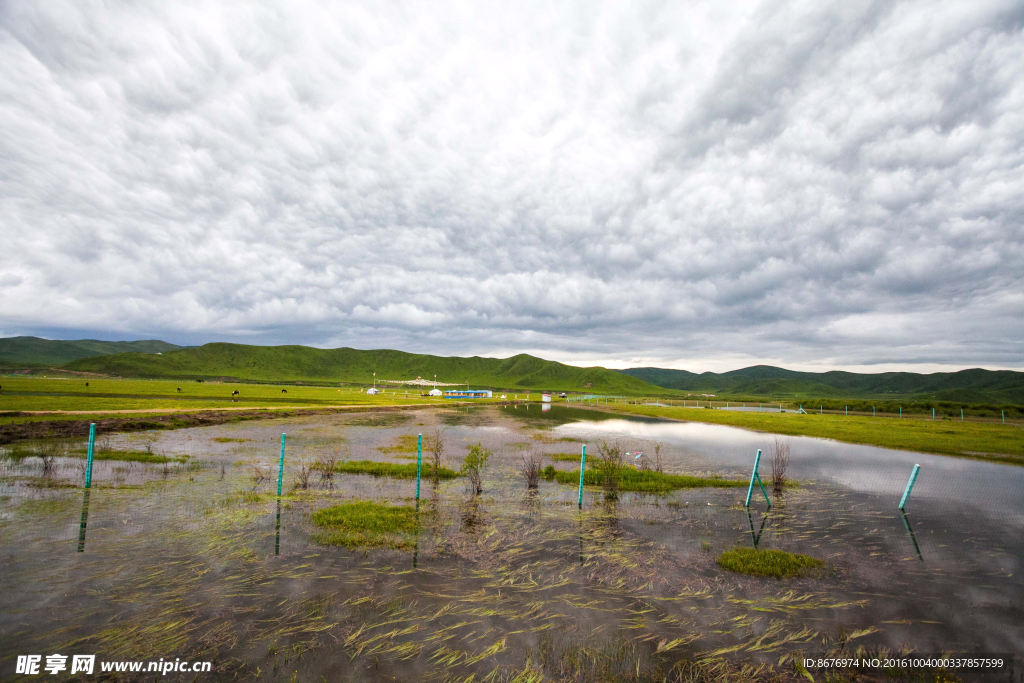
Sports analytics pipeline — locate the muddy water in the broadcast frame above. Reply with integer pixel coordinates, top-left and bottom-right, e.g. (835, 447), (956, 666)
(0, 405), (1021, 681)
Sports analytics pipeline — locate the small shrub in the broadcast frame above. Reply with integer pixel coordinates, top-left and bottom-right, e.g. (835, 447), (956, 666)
(37, 443), (63, 477)
(770, 436), (790, 494)
(295, 460), (313, 490)
(716, 547), (824, 578)
(461, 443), (491, 495)
(653, 443), (664, 474)
(594, 441), (624, 497)
(314, 455), (338, 486)
(426, 428), (446, 479)
(251, 465), (268, 489)
(541, 465), (556, 480)
(520, 451), (543, 489)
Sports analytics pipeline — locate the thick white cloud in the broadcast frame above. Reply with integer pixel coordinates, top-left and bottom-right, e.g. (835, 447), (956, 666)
(1, 0), (1022, 371)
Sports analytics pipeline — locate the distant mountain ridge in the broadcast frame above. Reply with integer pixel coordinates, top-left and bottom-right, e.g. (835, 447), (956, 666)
(0, 336), (184, 366)
(60, 342), (657, 394)
(618, 365), (1024, 404)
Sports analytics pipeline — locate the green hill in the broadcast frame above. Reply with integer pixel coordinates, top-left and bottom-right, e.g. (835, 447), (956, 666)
(0, 336), (184, 366)
(62, 343), (661, 394)
(619, 365), (1024, 404)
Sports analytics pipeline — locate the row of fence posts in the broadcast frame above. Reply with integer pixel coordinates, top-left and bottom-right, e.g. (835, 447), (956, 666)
(74, 424), (929, 556)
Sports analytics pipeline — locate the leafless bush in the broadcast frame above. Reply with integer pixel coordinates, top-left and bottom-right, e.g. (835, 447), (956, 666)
(653, 442), (664, 473)
(426, 428), (446, 478)
(314, 455), (338, 487)
(251, 465), (268, 489)
(519, 451), (543, 489)
(595, 440), (624, 498)
(770, 436), (790, 493)
(295, 460), (313, 489)
(37, 443), (64, 477)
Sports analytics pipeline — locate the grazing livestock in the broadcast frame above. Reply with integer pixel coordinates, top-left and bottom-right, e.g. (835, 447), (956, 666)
(85, 382), (89, 387)
(232, 390), (240, 396)
(177, 387), (181, 392)
(282, 389), (287, 393)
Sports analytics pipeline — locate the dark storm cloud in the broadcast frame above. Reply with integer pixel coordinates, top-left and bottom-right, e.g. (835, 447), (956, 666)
(0, 0), (1022, 371)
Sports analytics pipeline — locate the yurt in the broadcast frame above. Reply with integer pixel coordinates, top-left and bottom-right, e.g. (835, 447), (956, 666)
(428, 388), (442, 397)
(366, 387), (379, 395)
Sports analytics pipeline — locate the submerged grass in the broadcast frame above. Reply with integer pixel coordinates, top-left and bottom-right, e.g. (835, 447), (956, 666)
(378, 434), (421, 455)
(552, 466), (746, 493)
(335, 459), (459, 479)
(716, 547), (824, 579)
(311, 500), (418, 549)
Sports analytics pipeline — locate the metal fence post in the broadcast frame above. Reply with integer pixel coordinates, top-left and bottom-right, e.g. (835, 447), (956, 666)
(277, 433), (286, 496)
(899, 464), (920, 510)
(577, 445), (587, 509)
(84, 423), (97, 488)
(416, 433), (423, 500)
(745, 449), (762, 507)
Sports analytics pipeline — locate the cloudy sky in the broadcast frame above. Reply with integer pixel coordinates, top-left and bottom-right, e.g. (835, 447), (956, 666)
(1, 0), (1022, 373)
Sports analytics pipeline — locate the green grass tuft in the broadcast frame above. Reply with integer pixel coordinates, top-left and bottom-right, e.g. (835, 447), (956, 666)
(546, 452), (584, 462)
(311, 501), (418, 549)
(551, 466), (745, 493)
(335, 459), (459, 479)
(716, 547), (824, 578)
(69, 448), (181, 464)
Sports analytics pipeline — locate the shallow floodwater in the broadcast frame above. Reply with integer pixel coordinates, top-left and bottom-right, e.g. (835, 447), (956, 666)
(1, 405), (1021, 682)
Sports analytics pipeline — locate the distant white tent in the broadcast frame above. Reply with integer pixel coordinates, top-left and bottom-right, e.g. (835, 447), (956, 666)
(366, 387), (380, 395)
(428, 388), (442, 397)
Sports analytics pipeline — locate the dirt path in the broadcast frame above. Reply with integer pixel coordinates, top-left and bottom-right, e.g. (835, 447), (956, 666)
(0, 402), (452, 444)
(9, 402), (434, 415)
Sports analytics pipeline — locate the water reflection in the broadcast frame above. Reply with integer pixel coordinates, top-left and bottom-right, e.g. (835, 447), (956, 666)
(900, 510), (924, 562)
(76, 489), (90, 553)
(747, 509), (768, 549)
(274, 498), (282, 556)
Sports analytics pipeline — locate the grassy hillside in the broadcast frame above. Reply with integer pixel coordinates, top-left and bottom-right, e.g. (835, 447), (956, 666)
(63, 343), (661, 394)
(0, 336), (183, 365)
(619, 365), (1024, 404)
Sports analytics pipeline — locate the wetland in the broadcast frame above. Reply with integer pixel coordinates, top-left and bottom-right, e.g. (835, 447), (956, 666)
(1, 404), (1021, 681)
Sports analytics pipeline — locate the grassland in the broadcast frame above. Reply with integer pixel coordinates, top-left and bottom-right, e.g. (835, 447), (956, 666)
(716, 547), (825, 578)
(311, 501), (418, 549)
(548, 465), (747, 493)
(0, 376), (484, 416)
(600, 403), (1024, 464)
(59, 342), (659, 394)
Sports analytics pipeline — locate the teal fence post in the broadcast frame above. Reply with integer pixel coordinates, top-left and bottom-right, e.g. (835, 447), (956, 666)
(84, 423), (97, 488)
(277, 433), (286, 496)
(577, 445), (587, 509)
(1002, 410), (1005, 423)
(932, 408), (935, 420)
(820, 405), (822, 415)
(898, 464), (920, 510)
(745, 449), (762, 507)
(961, 408), (964, 422)
(415, 433), (423, 500)
(873, 406), (875, 417)
(899, 406), (902, 418)
(845, 406), (848, 416)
